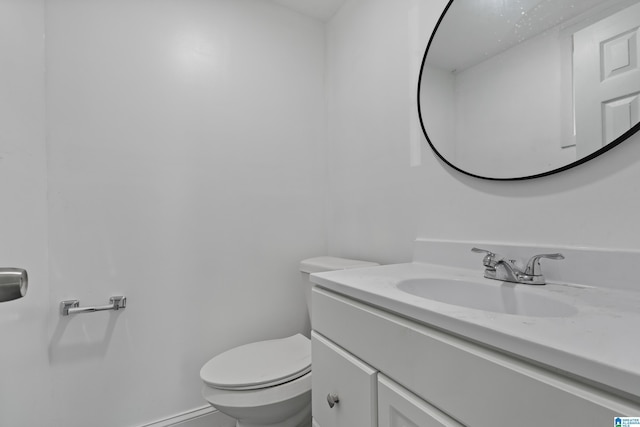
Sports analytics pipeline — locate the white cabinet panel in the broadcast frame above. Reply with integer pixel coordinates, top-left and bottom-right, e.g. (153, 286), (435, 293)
(378, 375), (464, 427)
(311, 331), (377, 427)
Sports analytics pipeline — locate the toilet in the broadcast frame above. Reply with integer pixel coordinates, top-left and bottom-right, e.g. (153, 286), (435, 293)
(200, 256), (378, 427)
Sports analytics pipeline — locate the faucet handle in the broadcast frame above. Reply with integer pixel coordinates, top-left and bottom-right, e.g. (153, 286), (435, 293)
(471, 247), (499, 267)
(524, 253), (565, 276)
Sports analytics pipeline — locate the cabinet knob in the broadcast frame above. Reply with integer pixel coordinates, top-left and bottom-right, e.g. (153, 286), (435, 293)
(327, 393), (340, 408)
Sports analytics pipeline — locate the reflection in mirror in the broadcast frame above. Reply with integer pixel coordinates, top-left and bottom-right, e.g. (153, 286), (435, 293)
(419, 0), (640, 180)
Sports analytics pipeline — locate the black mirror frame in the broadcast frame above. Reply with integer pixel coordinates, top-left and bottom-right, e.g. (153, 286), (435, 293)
(417, 0), (640, 181)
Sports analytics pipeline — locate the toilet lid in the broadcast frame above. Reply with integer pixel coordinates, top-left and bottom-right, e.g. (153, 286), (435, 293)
(200, 334), (311, 391)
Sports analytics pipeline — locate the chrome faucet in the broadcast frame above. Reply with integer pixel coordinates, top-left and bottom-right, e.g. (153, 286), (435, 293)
(471, 248), (564, 285)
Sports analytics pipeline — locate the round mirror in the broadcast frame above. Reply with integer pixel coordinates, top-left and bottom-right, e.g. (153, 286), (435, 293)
(418, 0), (640, 180)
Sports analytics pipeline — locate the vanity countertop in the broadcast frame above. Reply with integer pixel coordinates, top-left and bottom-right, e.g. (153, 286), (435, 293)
(310, 262), (640, 400)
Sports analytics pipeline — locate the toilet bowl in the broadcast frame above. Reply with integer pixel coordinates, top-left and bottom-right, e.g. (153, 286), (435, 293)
(200, 257), (378, 427)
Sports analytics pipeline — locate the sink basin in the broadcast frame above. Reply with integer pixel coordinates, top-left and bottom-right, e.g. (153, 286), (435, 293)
(397, 278), (577, 317)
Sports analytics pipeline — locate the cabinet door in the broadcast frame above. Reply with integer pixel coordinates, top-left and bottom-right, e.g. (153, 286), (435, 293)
(311, 331), (377, 427)
(378, 375), (464, 427)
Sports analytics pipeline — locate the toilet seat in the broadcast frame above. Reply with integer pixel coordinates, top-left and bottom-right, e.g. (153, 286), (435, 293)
(202, 371), (311, 413)
(200, 334), (311, 391)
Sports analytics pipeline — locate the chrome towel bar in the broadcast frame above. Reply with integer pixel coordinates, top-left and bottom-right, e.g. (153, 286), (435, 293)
(60, 296), (126, 316)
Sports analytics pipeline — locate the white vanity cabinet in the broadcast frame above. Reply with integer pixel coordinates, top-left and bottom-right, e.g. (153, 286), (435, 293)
(311, 286), (640, 427)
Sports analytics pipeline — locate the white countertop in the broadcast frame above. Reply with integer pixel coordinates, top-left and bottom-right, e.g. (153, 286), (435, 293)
(310, 262), (640, 400)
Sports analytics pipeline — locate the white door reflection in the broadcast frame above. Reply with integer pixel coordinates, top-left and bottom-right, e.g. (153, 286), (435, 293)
(574, 1), (640, 158)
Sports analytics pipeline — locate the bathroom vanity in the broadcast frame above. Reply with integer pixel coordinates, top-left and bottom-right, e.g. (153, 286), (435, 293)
(309, 240), (640, 427)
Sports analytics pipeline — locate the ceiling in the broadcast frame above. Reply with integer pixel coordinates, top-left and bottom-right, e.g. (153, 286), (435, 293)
(271, 0), (347, 21)
(426, 0), (636, 72)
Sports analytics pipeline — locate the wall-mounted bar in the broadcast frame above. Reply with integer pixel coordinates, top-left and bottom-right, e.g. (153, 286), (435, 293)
(60, 296), (126, 316)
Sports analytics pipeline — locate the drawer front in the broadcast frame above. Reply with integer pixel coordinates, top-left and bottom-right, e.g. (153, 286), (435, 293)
(313, 287), (640, 427)
(311, 331), (377, 427)
(378, 374), (464, 427)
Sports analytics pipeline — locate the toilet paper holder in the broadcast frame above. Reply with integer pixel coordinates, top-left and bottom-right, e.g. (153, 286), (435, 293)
(60, 295), (127, 316)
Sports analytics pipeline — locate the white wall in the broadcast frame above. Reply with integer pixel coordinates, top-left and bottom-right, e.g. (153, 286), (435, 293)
(326, 0), (427, 263)
(0, 0), (52, 426)
(1, 0), (326, 426)
(326, 0), (640, 263)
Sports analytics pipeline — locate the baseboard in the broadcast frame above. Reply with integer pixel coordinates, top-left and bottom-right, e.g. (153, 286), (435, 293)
(139, 405), (236, 427)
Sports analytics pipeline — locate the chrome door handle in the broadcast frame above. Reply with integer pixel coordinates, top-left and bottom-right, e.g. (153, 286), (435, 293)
(0, 268), (28, 302)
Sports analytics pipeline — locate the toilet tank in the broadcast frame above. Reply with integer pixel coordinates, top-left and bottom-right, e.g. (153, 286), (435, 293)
(299, 256), (378, 320)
